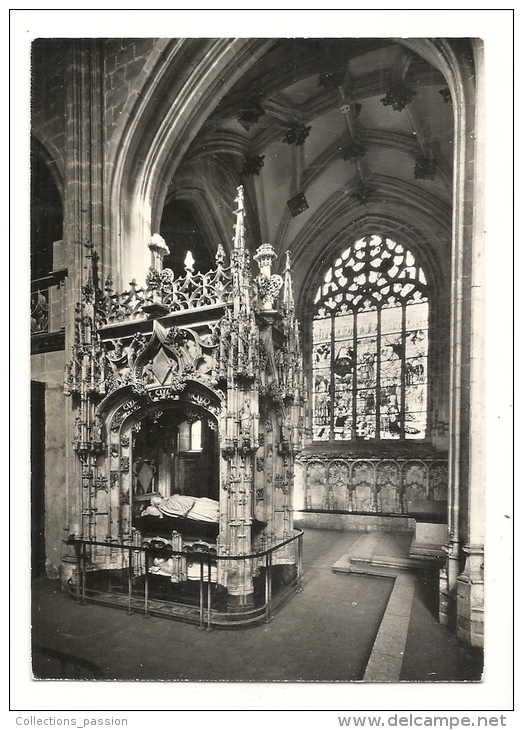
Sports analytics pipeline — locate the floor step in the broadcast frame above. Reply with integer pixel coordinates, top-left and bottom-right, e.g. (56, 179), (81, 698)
(371, 555), (438, 571)
(332, 530), (440, 577)
(363, 573), (417, 682)
(343, 563), (400, 579)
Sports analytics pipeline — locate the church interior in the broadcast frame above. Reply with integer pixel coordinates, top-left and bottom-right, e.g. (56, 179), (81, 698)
(29, 35), (485, 683)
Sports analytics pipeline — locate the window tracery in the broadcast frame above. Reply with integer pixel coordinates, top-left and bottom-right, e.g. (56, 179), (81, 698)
(312, 235), (429, 441)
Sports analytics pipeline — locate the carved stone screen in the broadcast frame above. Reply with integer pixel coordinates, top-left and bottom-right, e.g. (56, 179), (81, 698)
(312, 235), (428, 441)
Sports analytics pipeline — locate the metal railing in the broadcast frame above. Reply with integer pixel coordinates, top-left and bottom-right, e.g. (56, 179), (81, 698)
(64, 529), (304, 629)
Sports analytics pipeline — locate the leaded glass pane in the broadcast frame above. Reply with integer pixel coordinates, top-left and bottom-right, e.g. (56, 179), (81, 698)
(333, 311), (354, 440)
(404, 300), (428, 439)
(312, 315), (331, 441)
(380, 302), (403, 439)
(312, 235), (429, 442)
(355, 308), (378, 439)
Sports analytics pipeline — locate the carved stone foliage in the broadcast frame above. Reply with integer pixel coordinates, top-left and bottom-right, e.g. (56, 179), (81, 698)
(237, 101), (265, 131)
(376, 461), (400, 489)
(283, 123), (311, 146)
(255, 274), (283, 310)
(102, 321), (220, 401)
(241, 154), (265, 177)
(64, 186), (305, 577)
(380, 83), (417, 112)
(98, 246), (232, 325)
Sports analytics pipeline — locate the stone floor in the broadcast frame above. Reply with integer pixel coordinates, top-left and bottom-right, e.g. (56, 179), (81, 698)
(31, 528), (483, 683)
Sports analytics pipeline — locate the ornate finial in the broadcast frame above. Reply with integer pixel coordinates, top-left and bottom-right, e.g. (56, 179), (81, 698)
(254, 244), (283, 311)
(283, 250), (295, 316)
(148, 234), (170, 271)
(144, 235), (171, 317)
(184, 250), (195, 272)
(235, 185), (245, 212)
(215, 244), (226, 265)
(253, 244), (277, 275)
(233, 186), (246, 252)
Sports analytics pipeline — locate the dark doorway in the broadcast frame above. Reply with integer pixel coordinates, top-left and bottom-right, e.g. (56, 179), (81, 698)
(31, 381), (46, 579)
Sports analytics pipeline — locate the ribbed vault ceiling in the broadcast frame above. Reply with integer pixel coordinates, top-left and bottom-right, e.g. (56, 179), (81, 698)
(167, 38), (453, 292)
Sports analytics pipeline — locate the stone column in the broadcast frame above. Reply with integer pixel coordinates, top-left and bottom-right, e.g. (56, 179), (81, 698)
(62, 40), (105, 545)
(440, 41), (485, 647)
(455, 41), (485, 648)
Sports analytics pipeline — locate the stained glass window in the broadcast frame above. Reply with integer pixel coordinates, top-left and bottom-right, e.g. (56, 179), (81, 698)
(312, 235), (428, 441)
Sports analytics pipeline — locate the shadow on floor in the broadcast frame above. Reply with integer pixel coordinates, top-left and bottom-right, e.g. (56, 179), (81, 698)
(400, 577), (484, 682)
(31, 530), (393, 682)
(32, 644), (105, 680)
(31, 529), (483, 683)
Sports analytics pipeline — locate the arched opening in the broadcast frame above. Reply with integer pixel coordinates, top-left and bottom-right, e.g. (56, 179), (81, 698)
(159, 199), (215, 275)
(30, 138), (63, 281)
(311, 234), (429, 442)
(131, 407), (219, 508)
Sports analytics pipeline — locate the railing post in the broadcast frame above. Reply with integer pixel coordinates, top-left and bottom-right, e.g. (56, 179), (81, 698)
(265, 551), (273, 623)
(127, 546), (133, 615)
(72, 540), (82, 604)
(297, 531), (304, 591)
(81, 542), (87, 604)
(198, 558), (205, 630)
(144, 547), (150, 618)
(206, 555), (212, 631)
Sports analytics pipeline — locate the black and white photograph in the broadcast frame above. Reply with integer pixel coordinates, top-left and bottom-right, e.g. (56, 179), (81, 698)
(11, 7), (513, 719)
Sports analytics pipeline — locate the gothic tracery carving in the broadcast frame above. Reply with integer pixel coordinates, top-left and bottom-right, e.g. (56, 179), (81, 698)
(64, 186), (305, 602)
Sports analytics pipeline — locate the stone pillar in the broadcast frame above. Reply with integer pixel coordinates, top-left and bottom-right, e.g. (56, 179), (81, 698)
(439, 41), (485, 646)
(62, 40), (105, 549)
(224, 450), (255, 612)
(455, 41), (485, 648)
